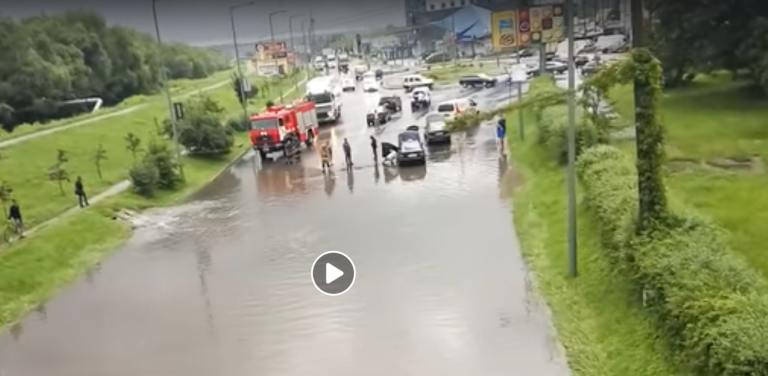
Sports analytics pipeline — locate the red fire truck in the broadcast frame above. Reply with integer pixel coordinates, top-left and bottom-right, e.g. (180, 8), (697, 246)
(249, 101), (319, 160)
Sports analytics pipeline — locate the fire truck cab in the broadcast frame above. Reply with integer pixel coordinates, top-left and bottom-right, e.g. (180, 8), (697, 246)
(249, 101), (319, 160)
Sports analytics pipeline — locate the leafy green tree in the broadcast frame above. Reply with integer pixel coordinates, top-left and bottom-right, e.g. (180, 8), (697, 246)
(163, 95), (234, 156)
(124, 132), (142, 161)
(47, 149), (70, 196)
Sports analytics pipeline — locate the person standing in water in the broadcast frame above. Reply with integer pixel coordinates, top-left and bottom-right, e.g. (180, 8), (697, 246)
(497, 117), (507, 153)
(343, 138), (353, 168)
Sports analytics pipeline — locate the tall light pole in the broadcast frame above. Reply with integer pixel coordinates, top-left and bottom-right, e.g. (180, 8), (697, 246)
(289, 14), (305, 53)
(151, 0), (184, 179)
(565, 0), (578, 277)
(301, 20), (309, 65)
(269, 10), (288, 44)
(230, 1), (256, 122)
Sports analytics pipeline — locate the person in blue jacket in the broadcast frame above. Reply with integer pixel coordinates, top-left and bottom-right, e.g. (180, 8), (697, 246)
(496, 117), (507, 153)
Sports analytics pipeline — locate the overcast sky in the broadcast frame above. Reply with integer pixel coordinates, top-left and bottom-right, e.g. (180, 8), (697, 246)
(2, 0), (406, 45)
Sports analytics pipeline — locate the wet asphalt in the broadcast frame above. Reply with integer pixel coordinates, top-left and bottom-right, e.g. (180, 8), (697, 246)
(0, 69), (570, 376)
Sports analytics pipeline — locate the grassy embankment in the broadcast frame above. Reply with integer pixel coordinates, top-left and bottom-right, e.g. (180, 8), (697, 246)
(0, 70), (234, 142)
(610, 74), (768, 277)
(504, 79), (687, 376)
(0, 70), (309, 331)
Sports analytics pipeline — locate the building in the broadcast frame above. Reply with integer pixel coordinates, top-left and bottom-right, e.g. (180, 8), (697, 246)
(405, 0), (530, 26)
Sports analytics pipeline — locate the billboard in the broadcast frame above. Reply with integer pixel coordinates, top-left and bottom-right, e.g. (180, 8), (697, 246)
(491, 10), (518, 51)
(517, 5), (565, 46)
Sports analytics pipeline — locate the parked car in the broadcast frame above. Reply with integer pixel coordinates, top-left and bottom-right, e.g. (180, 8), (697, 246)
(436, 98), (478, 122)
(459, 73), (498, 88)
(581, 61), (601, 76)
(396, 130), (426, 165)
(375, 69), (384, 80)
(379, 96), (402, 113)
(366, 106), (391, 127)
(575, 55), (590, 67)
(530, 61), (568, 76)
(362, 77), (379, 92)
(402, 74), (434, 92)
(341, 77), (356, 92)
(424, 113), (451, 144)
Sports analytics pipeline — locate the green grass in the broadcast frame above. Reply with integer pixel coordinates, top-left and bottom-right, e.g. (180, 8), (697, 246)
(0, 73), (309, 332)
(610, 75), (768, 279)
(506, 111), (688, 376)
(0, 70), (233, 142)
(0, 72), (304, 231)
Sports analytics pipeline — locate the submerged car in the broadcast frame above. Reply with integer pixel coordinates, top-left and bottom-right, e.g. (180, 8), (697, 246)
(424, 113), (450, 144)
(396, 130), (426, 165)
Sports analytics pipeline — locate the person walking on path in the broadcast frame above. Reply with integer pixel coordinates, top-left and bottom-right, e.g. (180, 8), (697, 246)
(370, 136), (378, 161)
(8, 200), (24, 238)
(496, 117), (507, 153)
(74, 176), (89, 208)
(343, 138), (353, 168)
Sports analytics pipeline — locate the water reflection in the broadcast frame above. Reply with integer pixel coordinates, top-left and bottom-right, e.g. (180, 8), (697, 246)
(10, 322), (23, 341)
(383, 166), (399, 183)
(346, 170), (355, 193)
(374, 164), (381, 183)
(427, 144), (452, 163)
(324, 174), (336, 197)
(400, 165), (427, 182)
(256, 162), (308, 198)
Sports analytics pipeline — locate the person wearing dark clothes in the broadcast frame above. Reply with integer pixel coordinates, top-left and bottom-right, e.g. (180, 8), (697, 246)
(343, 138), (353, 168)
(8, 200), (24, 237)
(75, 176), (89, 208)
(370, 136), (378, 160)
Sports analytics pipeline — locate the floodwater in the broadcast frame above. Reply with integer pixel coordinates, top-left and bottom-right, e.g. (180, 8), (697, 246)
(0, 71), (570, 376)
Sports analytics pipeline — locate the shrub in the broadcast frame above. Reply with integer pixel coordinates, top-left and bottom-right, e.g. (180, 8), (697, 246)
(226, 116), (250, 132)
(165, 95), (234, 155)
(536, 105), (598, 164)
(143, 139), (182, 189)
(129, 160), (159, 197)
(577, 145), (768, 375)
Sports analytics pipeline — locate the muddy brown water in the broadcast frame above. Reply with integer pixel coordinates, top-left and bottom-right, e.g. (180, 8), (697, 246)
(0, 79), (569, 376)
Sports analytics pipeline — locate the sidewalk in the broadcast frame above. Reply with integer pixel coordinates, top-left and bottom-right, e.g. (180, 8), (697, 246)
(18, 75), (309, 238)
(0, 79), (232, 150)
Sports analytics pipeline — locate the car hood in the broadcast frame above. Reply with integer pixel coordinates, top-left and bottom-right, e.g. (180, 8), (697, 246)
(400, 140), (423, 152)
(429, 121), (447, 131)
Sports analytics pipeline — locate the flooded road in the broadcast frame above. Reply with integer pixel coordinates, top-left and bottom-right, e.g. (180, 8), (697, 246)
(0, 72), (569, 376)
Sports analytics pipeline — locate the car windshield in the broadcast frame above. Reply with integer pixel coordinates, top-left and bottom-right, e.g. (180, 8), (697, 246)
(426, 114), (444, 123)
(251, 118), (279, 130)
(306, 92), (332, 103)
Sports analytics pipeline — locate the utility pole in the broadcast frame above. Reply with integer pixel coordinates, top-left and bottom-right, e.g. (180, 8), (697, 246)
(269, 10), (287, 44)
(289, 14), (305, 54)
(565, 0), (578, 277)
(151, 0), (184, 179)
(230, 1), (256, 123)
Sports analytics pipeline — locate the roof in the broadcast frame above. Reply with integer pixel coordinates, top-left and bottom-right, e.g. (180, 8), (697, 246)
(431, 5), (493, 40)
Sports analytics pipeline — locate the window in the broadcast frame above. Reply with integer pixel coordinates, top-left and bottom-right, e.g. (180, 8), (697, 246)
(460, 0), (465, 4)
(450, 1), (455, 6)
(430, 3), (435, 9)
(441, 2), (446, 8)
(251, 118), (279, 130)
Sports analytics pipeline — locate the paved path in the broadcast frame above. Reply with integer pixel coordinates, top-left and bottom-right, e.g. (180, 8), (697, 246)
(0, 79), (232, 150)
(21, 76), (309, 238)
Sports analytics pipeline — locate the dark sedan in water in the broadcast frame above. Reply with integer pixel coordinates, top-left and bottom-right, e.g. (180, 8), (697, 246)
(397, 130), (426, 165)
(424, 113), (451, 144)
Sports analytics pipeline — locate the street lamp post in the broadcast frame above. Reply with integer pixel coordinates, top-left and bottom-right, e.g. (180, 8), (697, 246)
(288, 14), (305, 54)
(230, 1), (256, 123)
(151, 0), (184, 179)
(565, 0), (578, 277)
(269, 10), (288, 44)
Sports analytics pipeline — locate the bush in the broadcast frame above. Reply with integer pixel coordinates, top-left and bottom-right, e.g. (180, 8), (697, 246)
(226, 116), (250, 132)
(577, 145), (768, 375)
(128, 161), (160, 197)
(165, 95), (234, 155)
(144, 139), (182, 189)
(536, 105), (598, 164)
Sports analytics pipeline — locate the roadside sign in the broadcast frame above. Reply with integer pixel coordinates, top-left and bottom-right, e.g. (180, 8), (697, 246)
(511, 65), (528, 82)
(256, 44), (264, 52)
(241, 78), (252, 93)
(172, 102), (184, 120)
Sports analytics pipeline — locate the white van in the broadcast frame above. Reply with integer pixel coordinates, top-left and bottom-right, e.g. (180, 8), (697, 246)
(312, 56), (325, 71)
(436, 98), (478, 122)
(402, 74), (434, 92)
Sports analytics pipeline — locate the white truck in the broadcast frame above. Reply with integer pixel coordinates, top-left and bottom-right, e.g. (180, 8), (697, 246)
(305, 77), (343, 124)
(402, 74), (434, 93)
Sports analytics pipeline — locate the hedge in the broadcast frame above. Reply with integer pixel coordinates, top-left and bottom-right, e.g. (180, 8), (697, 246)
(576, 145), (768, 376)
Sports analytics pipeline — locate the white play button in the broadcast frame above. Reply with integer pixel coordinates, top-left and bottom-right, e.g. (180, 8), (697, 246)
(311, 251), (356, 296)
(325, 263), (344, 284)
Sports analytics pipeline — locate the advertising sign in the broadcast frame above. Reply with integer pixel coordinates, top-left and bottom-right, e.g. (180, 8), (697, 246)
(491, 10), (518, 51)
(518, 5), (565, 45)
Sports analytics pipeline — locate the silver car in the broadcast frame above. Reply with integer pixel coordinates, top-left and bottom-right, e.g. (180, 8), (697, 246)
(424, 113), (451, 144)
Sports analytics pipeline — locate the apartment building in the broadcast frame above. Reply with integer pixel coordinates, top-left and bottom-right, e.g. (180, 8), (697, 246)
(405, 0), (529, 26)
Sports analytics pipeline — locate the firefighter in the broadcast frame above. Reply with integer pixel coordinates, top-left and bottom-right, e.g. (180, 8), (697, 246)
(320, 142), (333, 173)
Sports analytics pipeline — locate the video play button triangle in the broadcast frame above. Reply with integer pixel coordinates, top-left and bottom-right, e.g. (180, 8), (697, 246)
(326, 263), (344, 284)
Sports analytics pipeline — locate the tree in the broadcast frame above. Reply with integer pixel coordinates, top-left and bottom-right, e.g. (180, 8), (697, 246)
(0, 12), (230, 130)
(164, 95), (234, 156)
(94, 143), (108, 180)
(0, 181), (13, 215)
(124, 132), (142, 161)
(47, 149), (70, 196)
